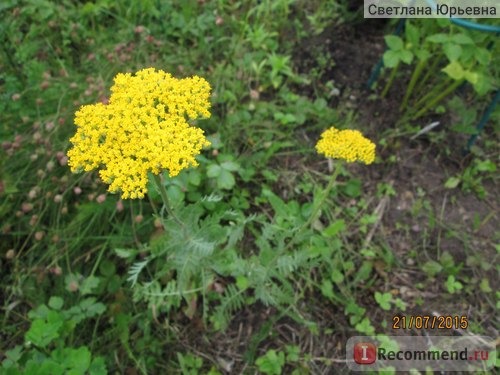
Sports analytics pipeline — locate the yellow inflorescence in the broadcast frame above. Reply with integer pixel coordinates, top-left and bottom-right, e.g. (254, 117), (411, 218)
(315, 127), (376, 165)
(67, 68), (211, 199)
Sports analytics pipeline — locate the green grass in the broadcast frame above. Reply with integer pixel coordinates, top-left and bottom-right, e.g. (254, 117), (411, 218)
(1, 1), (498, 374)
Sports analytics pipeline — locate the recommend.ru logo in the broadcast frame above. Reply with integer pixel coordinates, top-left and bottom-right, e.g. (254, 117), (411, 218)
(347, 335), (495, 372)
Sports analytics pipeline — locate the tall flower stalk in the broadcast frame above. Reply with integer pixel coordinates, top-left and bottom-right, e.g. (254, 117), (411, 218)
(312, 125), (376, 223)
(284, 126), (376, 252)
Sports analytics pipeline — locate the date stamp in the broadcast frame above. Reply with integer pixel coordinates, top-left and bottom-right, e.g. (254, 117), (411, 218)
(392, 315), (468, 330)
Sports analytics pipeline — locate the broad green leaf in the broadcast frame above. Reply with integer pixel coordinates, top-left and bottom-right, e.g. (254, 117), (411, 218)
(474, 48), (490, 65)
(207, 164), (222, 178)
(405, 22), (420, 47)
(99, 260), (116, 277)
(88, 357), (108, 375)
(331, 269), (344, 284)
(236, 275), (249, 290)
(188, 170), (201, 186)
(476, 160), (496, 172)
(463, 70), (478, 85)
(79, 298), (106, 317)
(61, 347), (91, 373)
(166, 184), (184, 203)
(442, 61), (464, 80)
(472, 73), (492, 95)
(444, 176), (460, 189)
(25, 311), (63, 348)
(479, 278), (492, 293)
(375, 292), (392, 310)
(48, 296), (64, 310)
(384, 35), (403, 51)
(217, 169), (235, 190)
(415, 49), (430, 61)
(220, 160), (240, 172)
(400, 50), (413, 64)
(443, 43), (462, 61)
(451, 33), (474, 45)
(80, 275), (101, 295)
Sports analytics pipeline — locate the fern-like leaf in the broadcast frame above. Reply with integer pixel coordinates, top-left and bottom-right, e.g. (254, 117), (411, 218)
(127, 258), (149, 287)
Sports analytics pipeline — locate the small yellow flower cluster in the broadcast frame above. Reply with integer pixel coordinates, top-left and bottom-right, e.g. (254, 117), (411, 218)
(67, 68), (211, 199)
(316, 127), (376, 165)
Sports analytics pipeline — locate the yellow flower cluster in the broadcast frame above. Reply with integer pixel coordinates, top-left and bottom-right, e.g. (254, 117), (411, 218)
(316, 127), (376, 165)
(67, 68), (211, 199)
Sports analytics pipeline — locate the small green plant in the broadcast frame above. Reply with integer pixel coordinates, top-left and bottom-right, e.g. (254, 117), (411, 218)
(380, 19), (498, 122)
(1, 296), (107, 375)
(445, 275), (463, 294)
(256, 349), (285, 375)
(177, 352), (203, 375)
(445, 158), (496, 199)
(374, 291), (393, 310)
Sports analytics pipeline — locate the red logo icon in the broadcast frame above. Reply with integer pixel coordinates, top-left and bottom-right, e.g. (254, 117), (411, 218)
(354, 342), (377, 364)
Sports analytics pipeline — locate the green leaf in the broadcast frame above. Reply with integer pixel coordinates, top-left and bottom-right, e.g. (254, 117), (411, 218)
(384, 35), (403, 51)
(207, 164), (222, 178)
(62, 347), (91, 373)
(323, 219), (345, 237)
(383, 50), (400, 68)
(374, 291), (392, 310)
(426, 33), (449, 43)
(443, 43), (462, 61)
(422, 260), (443, 277)
(256, 350), (285, 375)
(463, 70), (478, 85)
(320, 279), (334, 299)
(400, 50), (413, 65)
(474, 48), (491, 65)
(442, 61), (464, 80)
(79, 298), (106, 317)
(444, 176), (461, 189)
(472, 73), (492, 95)
(99, 259), (116, 277)
(439, 251), (455, 270)
(355, 317), (375, 335)
(451, 33), (473, 45)
(236, 275), (249, 291)
(88, 356), (107, 375)
(404, 22), (420, 47)
(331, 269), (344, 284)
(80, 275), (101, 295)
(476, 160), (496, 172)
(220, 160), (240, 172)
(353, 261), (373, 283)
(445, 275), (463, 293)
(188, 170), (201, 186)
(217, 169), (235, 190)
(479, 278), (492, 293)
(48, 296), (64, 310)
(114, 248), (137, 258)
(25, 311), (63, 348)
(415, 49), (430, 61)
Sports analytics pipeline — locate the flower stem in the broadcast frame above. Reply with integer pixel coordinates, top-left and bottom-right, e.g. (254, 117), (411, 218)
(153, 173), (183, 227)
(284, 161), (342, 252)
(304, 161), (342, 230)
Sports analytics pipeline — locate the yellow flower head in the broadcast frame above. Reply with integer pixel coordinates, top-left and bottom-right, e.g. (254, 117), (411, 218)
(67, 68), (211, 199)
(315, 127), (376, 165)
